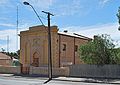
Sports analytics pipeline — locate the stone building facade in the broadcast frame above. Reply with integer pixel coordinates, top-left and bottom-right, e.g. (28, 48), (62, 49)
(20, 25), (91, 74)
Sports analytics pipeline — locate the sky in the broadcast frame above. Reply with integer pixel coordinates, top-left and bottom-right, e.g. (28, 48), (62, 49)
(0, 0), (120, 52)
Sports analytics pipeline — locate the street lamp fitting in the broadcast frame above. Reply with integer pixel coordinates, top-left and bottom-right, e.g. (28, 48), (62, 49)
(23, 2), (30, 5)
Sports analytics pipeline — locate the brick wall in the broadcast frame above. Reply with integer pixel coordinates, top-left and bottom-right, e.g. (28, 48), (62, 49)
(59, 35), (74, 66)
(59, 34), (89, 66)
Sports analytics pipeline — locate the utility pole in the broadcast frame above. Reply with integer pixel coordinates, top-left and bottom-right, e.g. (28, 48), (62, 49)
(42, 11), (54, 83)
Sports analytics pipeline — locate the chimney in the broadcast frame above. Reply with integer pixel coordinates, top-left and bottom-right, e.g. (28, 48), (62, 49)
(64, 30), (68, 33)
(94, 35), (98, 39)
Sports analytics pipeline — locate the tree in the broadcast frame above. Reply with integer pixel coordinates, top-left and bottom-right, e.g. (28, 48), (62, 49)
(117, 7), (120, 25)
(112, 48), (120, 64)
(3, 50), (20, 59)
(0, 48), (20, 59)
(1, 48), (5, 53)
(79, 34), (118, 65)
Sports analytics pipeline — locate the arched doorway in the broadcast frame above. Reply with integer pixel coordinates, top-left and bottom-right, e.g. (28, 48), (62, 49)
(32, 52), (39, 67)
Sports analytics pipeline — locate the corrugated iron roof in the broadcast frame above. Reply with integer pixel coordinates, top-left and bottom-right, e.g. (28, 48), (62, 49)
(0, 53), (11, 60)
(58, 32), (92, 40)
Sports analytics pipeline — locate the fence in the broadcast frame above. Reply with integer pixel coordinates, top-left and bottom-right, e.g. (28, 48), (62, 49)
(29, 66), (69, 76)
(69, 64), (120, 78)
(0, 66), (21, 74)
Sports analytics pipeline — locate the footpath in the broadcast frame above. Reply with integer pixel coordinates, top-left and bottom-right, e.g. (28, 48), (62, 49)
(0, 73), (120, 84)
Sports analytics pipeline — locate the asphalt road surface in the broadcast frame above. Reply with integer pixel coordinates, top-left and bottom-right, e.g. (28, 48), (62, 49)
(0, 76), (116, 85)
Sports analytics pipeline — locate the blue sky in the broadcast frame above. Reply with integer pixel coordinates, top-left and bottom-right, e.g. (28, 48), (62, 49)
(0, 0), (120, 52)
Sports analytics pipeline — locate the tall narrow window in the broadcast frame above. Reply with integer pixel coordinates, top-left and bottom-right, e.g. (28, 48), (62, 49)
(63, 44), (66, 51)
(25, 43), (30, 64)
(25, 43), (28, 63)
(75, 45), (78, 52)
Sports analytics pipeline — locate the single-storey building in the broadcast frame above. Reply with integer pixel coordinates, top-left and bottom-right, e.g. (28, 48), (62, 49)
(20, 25), (91, 75)
(0, 52), (12, 66)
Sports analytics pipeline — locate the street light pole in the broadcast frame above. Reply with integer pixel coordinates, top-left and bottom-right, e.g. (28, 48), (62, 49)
(23, 2), (44, 25)
(23, 2), (54, 83)
(42, 11), (54, 83)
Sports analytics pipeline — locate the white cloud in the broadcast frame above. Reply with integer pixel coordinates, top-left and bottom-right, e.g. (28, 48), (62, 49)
(61, 22), (120, 46)
(52, 0), (83, 16)
(0, 0), (8, 5)
(22, 0), (54, 10)
(0, 18), (8, 21)
(21, 0), (84, 16)
(0, 29), (16, 52)
(0, 22), (119, 52)
(0, 23), (15, 28)
(0, 22), (30, 52)
(99, 0), (111, 7)
(0, 0), (13, 8)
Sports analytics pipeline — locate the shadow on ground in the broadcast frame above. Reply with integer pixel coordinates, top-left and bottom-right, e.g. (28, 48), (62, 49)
(12, 74), (120, 84)
(13, 74), (58, 79)
(80, 78), (120, 84)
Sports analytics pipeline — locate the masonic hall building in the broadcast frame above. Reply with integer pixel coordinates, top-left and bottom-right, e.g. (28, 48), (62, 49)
(20, 25), (91, 74)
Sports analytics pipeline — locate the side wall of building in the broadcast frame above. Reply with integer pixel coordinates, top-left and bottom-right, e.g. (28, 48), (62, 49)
(0, 59), (12, 66)
(74, 38), (89, 64)
(58, 34), (89, 67)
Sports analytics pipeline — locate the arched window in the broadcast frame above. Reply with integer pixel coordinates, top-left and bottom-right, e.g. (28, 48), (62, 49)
(32, 52), (39, 67)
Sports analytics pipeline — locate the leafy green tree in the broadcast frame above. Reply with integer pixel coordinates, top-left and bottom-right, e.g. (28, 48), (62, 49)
(1, 48), (5, 53)
(1, 50), (20, 59)
(79, 34), (119, 64)
(0, 48), (20, 59)
(112, 48), (120, 64)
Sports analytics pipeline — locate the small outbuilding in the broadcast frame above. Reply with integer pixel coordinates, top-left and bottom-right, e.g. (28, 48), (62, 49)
(0, 52), (12, 66)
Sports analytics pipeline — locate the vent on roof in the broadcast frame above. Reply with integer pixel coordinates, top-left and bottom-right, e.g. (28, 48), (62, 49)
(94, 35), (98, 39)
(64, 30), (68, 33)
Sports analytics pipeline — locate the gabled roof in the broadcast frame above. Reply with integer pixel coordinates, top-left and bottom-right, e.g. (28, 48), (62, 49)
(0, 52), (11, 60)
(58, 32), (92, 40)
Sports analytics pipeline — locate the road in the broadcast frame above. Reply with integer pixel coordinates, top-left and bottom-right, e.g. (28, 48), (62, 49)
(0, 76), (116, 85)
